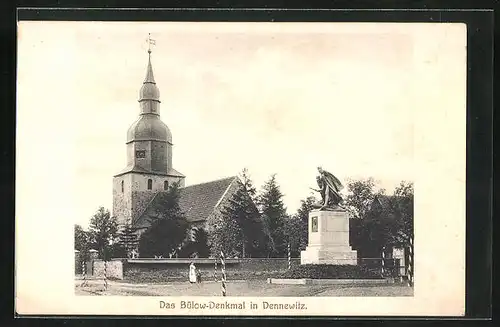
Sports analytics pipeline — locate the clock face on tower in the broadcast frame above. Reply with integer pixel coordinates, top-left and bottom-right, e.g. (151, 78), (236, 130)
(135, 150), (146, 158)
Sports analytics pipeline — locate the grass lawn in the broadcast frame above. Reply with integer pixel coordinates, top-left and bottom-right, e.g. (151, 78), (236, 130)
(75, 279), (413, 297)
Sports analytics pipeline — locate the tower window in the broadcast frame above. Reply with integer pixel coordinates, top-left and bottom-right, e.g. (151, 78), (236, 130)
(121, 180), (124, 193)
(147, 179), (152, 190)
(135, 150), (146, 158)
(164, 181), (169, 190)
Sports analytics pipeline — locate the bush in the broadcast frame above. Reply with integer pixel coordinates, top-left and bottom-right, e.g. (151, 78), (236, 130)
(279, 264), (383, 279)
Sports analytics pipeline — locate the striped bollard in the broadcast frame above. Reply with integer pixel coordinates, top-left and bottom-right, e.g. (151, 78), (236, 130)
(381, 248), (386, 276)
(287, 243), (291, 270)
(220, 251), (226, 297)
(80, 261), (88, 287)
(214, 256), (218, 282)
(408, 237), (414, 287)
(103, 260), (108, 291)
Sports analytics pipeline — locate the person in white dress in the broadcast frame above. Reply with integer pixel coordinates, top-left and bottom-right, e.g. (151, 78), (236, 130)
(189, 262), (197, 283)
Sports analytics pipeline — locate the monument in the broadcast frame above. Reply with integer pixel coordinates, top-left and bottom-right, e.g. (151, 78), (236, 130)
(300, 167), (358, 265)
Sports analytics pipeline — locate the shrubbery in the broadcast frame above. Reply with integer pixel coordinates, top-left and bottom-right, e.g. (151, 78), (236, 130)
(279, 264), (383, 279)
(124, 268), (284, 283)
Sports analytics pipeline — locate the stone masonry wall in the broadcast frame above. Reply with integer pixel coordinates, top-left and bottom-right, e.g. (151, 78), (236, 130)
(131, 190), (156, 223)
(130, 173), (182, 223)
(92, 259), (124, 280)
(113, 174), (134, 226)
(113, 172), (185, 227)
(150, 141), (169, 172)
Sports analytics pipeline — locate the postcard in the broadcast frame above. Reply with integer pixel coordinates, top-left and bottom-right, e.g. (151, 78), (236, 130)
(15, 21), (466, 316)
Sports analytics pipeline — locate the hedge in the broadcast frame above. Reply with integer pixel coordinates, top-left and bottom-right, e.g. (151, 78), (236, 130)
(124, 269), (285, 284)
(279, 264), (383, 279)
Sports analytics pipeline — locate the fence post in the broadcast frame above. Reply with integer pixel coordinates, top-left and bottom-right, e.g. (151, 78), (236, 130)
(287, 243), (291, 270)
(408, 237), (414, 287)
(381, 247), (386, 277)
(220, 251), (226, 297)
(214, 256), (218, 282)
(80, 261), (88, 287)
(103, 260), (108, 291)
(399, 258), (403, 283)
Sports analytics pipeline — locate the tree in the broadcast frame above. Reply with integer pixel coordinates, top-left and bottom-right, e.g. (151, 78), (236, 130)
(223, 180), (262, 258)
(257, 174), (288, 257)
(178, 227), (210, 258)
(116, 223), (139, 258)
(206, 210), (242, 258)
(284, 195), (316, 257)
(383, 181), (414, 247)
(138, 182), (188, 258)
(238, 168), (269, 257)
(74, 224), (91, 262)
(205, 171), (266, 258)
(347, 179), (414, 257)
(75, 224), (89, 251)
(88, 207), (119, 261)
(283, 215), (302, 257)
(191, 228), (210, 258)
(240, 168), (257, 202)
(344, 178), (385, 220)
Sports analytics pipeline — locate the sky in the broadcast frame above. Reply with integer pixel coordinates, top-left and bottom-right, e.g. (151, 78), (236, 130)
(17, 22), (430, 228)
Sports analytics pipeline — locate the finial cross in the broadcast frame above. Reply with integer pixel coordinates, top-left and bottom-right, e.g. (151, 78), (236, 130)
(146, 33), (156, 53)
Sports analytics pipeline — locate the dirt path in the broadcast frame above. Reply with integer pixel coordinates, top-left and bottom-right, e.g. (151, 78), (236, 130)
(75, 280), (412, 297)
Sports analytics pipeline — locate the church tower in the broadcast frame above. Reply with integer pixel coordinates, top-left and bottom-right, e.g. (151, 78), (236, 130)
(113, 42), (185, 227)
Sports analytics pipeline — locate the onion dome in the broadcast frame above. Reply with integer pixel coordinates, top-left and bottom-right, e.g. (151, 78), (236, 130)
(126, 115), (172, 144)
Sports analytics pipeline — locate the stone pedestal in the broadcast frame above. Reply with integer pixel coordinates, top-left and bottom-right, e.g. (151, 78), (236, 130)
(301, 209), (357, 265)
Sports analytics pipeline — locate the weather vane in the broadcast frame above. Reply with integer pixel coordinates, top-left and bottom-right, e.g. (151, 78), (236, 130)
(146, 33), (156, 53)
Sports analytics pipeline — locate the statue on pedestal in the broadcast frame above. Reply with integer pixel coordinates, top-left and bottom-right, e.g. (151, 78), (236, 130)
(310, 167), (344, 210)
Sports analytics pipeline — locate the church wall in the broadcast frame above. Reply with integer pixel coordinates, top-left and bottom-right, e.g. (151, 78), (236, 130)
(131, 190), (156, 224)
(127, 141), (174, 174)
(129, 173), (183, 222)
(113, 172), (183, 227)
(130, 173), (165, 222)
(150, 141), (168, 172)
(126, 143), (134, 167)
(177, 176), (186, 187)
(132, 141), (152, 171)
(166, 143), (172, 171)
(112, 174), (134, 226)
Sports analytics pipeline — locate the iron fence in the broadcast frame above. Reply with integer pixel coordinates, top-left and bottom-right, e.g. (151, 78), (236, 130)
(358, 257), (408, 278)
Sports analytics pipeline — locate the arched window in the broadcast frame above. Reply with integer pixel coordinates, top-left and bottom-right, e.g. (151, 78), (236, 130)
(147, 179), (152, 190)
(121, 180), (124, 193)
(164, 180), (169, 190)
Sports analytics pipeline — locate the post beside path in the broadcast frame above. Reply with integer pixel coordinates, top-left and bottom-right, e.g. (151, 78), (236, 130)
(220, 251), (227, 296)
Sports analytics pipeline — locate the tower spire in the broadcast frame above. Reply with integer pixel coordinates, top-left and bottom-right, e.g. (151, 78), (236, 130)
(139, 33), (160, 106)
(144, 33), (156, 84)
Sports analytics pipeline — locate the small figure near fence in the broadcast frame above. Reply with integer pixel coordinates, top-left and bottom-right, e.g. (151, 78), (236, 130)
(189, 262), (201, 284)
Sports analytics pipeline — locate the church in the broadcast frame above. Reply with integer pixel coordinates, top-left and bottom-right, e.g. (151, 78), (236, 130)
(112, 46), (249, 242)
